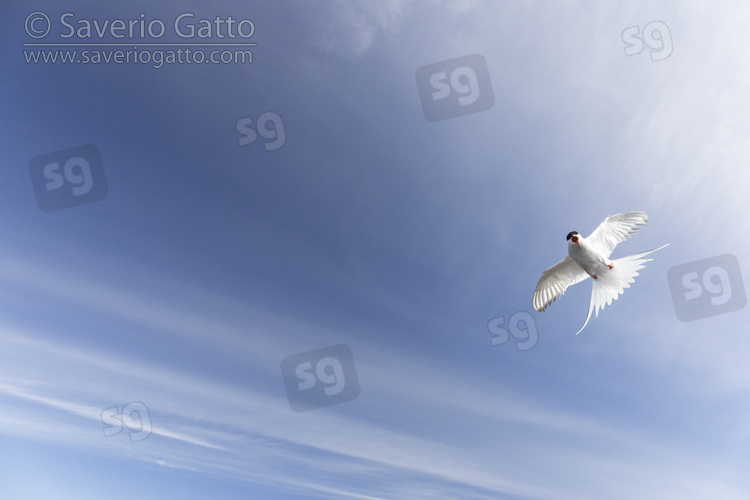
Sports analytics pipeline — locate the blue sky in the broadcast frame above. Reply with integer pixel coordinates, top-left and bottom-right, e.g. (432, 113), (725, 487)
(2, 1), (750, 498)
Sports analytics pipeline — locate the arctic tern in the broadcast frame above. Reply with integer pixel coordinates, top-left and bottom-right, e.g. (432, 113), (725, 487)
(532, 211), (668, 334)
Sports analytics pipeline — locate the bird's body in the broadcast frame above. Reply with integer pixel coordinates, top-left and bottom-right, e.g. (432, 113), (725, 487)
(567, 236), (613, 280)
(532, 211), (668, 334)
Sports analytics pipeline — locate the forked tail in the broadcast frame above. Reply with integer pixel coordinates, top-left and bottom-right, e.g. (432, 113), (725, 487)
(576, 244), (669, 335)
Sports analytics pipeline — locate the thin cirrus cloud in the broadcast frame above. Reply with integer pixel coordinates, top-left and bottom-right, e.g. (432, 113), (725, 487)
(1, 262), (747, 500)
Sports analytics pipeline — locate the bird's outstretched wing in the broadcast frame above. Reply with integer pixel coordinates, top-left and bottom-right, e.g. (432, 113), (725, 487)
(533, 256), (589, 312)
(586, 211), (649, 258)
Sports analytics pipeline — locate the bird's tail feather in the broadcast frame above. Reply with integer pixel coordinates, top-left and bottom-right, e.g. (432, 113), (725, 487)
(576, 244), (669, 335)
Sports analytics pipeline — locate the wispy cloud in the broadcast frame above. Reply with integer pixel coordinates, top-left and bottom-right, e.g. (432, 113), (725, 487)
(2, 271), (748, 500)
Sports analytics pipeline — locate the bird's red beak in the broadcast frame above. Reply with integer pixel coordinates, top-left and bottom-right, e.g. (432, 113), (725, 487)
(572, 236), (579, 246)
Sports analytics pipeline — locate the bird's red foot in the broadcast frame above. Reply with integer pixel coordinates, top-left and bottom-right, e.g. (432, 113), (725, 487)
(608, 264), (613, 270)
(593, 274), (598, 279)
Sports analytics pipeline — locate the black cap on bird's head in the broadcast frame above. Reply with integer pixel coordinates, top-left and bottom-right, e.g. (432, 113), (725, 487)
(566, 231), (580, 246)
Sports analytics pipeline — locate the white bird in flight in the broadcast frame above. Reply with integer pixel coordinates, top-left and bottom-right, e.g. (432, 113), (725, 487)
(532, 211), (668, 334)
